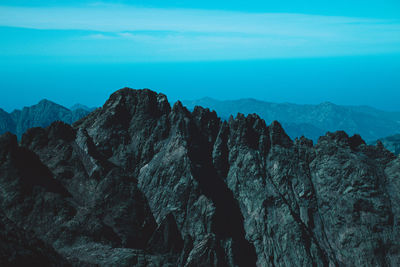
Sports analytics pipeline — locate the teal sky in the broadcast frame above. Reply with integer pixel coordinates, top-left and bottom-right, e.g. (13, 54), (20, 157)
(0, 1), (399, 111)
(1, 0), (400, 18)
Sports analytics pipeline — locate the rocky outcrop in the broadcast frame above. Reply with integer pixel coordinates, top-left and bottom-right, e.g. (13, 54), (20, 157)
(1, 88), (399, 266)
(377, 134), (400, 155)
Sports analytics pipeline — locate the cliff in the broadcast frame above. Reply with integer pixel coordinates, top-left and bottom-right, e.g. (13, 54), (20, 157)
(1, 88), (399, 266)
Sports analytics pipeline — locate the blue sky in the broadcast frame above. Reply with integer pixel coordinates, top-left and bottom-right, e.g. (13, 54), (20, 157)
(0, 1), (399, 111)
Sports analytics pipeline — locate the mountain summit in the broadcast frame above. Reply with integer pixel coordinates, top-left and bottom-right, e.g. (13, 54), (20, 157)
(1, 88), (399, 266)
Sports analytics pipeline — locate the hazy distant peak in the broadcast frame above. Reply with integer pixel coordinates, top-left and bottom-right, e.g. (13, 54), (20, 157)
(34, 99), (69, 111)
(194, 97), (220, 104)
(38, 98), (52, 103)
(319, 101), (336, 106)
(239, 98), (272, 104)
(0, 99), (91, 137)
(182, 96), (400, 143)
(199, 96), (217, 101)
(377, 134), (400, 155)
(70, 103), (95, 111)
(38, 99), (58, 105)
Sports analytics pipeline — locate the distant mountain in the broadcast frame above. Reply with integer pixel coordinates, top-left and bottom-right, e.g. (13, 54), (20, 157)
(0, 100), (91, 138)
(182, 98), (400, 142)
(70, 103), (96, 112)
(1, 88), (400, 266)
(0, 108), (16, 135)
(378, 134), (400, 155)
(2, 96), (400, 150)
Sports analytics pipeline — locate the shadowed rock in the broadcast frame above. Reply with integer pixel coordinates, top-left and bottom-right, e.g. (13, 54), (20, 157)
(1, 88), (399, 266)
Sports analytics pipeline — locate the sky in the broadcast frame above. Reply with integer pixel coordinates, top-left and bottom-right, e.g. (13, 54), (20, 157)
(0, 1), (399, 111)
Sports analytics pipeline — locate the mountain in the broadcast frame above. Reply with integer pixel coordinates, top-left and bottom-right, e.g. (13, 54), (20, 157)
(378, 134), (400, 155)
(1, 88), (400, 266)
(182, 98), (400, 142)
(3, 97), (399, 151)
(70, 103), (96, 112)
(0, 108), (16, 135)
(0, 99), (91, 138)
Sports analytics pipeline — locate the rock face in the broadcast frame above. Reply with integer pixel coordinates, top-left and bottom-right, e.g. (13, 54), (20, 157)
(377, 134), (400, 155)
(0, 108), (15, 135)
(0, 99), (91, 138)
(182, 97), (400, 142)
(0, 210), (69, 267)
(1, 88), (400, 266)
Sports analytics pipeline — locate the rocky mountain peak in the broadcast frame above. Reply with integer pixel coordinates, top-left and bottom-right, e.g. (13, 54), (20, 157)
(104, 87), (170, 116)
(349, 133), (366, 150)
(269, 120), (293, 148)
(171, 100), (187, 114)
(1, 87), (400, 266)
(377, 134), (400, 155)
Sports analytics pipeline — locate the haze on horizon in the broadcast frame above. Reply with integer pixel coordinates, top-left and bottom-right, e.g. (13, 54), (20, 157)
(0, 0), (399, 112)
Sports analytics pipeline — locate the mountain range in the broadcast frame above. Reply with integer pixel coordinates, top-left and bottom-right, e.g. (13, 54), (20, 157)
(1, 88), (399, 266)
(1, 96), (399, 155)
(182, 97), (400, 142)
(0, 100), (93, 138)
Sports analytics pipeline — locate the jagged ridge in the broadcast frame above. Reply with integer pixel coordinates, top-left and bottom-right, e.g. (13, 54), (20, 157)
(182, 97), (400, 142)
(0, 88), (399, 266)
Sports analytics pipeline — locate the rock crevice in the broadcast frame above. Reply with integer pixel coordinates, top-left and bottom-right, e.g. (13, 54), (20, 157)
(1, 88), (399, 266)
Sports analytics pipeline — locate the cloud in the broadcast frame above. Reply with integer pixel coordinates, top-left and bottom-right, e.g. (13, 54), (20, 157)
(0, 4), (397, 36)
(0, 4), (399, 61)
(84, 33), (113, 39)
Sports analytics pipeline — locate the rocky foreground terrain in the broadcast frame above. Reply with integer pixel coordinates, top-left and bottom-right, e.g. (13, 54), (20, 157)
(1, 88), (400, 266)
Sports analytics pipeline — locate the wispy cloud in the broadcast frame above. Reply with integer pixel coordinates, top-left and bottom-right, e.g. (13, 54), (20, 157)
(0, 4), (393, 35)
(0, 4), (399, 61)
(83, 33), (114, 39)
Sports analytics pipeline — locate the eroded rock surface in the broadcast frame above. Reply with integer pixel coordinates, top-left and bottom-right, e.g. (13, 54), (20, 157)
(1, 88), (399, 266)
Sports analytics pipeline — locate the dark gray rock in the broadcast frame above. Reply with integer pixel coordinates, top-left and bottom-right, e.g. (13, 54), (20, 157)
(377, 134), (400, 155)
(0, 211), (70, 267)
(1, 88), (399, 266)
(147, 213), (184, 254)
